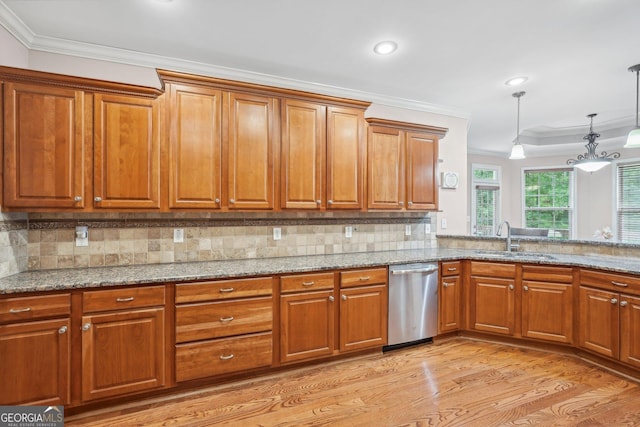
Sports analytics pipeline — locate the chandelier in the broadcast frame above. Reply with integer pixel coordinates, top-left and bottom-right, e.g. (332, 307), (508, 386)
(566, 113), (620, 172)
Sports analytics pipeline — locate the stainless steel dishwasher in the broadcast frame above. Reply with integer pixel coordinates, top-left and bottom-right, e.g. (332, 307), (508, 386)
(386, 263), (439, 349)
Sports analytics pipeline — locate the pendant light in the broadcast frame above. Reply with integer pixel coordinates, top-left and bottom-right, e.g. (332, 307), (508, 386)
(567, 113), (620, 172)
(509, 91), (526, 159)
(625, 64), (640, 148)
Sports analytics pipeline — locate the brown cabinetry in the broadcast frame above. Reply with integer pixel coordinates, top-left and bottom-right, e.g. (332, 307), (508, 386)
(469, 262), (516, 336)
(366, 118), (446, 211)
(0, 293), (71, 405)
(175, 277), (274, 381)
(81, 285), (167, 401)
(439, 261), (461, 333)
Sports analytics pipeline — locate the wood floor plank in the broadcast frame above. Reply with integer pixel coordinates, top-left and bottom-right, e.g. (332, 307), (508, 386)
(66, 338), (640, 426)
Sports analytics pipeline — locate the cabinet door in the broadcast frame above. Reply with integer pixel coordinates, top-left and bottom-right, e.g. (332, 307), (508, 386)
(280, 290), (334, 363)
(367, 126), (404, 209)
(3, 82), (87, 209)
(339, 284), (387, 352)
(326, 106), (364, 210)
(522, 281), (573, 344)
(0, 318), (70, 405)
(281, 99), (325, 209)
(226, 92), (277, 210)
(471, 276), (516, 335)
(94, 94), (160, 209)
(405, 131), (438, 210)
(81, 307), (165, 401)
(439, 275), (461, 333)
(620, 294), (640, 368)
(578, 286), (619, 359)
(168, 83), (222, 209)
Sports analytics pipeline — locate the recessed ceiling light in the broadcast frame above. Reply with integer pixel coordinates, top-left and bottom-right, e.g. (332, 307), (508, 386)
(505, 76), (528, 86)
(373, 41), (398, 55)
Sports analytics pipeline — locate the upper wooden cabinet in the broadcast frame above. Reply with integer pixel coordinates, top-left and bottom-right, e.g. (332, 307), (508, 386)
(366, 118), (446, 211)
(3, 82), (89, 209)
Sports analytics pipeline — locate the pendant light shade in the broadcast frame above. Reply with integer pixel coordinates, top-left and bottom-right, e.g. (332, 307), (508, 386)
(625, 64), (640, 148)
(509, 91), (526, 159)
(567, 113), (621, 172)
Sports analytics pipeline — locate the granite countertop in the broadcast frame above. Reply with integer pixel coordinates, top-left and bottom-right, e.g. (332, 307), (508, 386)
(3, 248), (640, 294)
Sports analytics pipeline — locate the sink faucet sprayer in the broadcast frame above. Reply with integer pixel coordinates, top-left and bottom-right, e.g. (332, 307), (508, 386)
(496, 221), (519, 252)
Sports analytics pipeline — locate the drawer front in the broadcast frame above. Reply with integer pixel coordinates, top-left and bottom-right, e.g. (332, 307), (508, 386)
(580, 269), (640, 295)
(522, 265), (573, 283)
(0, 294), (70, 323)
(176, 277), (274, 303)
(340, 268), (387, 288)
(176, 332), (272, 382)
(83, 286), (166, 313)
(441, 261), (462, 277)
(176, 297), (272, 343)
(470, 261), (516, 278)
(281, 272), (334, 293)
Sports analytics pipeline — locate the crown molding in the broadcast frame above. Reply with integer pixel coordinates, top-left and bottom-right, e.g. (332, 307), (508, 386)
(0, 1), (34, 45)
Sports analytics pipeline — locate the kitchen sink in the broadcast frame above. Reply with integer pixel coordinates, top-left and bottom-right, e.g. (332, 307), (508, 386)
(475, 250), (556, 260)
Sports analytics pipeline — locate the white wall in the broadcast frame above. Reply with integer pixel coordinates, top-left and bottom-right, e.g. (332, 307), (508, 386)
(0, 25), (28, 67)
(366, 105), (469, 236)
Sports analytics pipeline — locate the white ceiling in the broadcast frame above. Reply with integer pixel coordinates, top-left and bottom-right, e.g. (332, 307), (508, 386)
(1, 0), (639, 158)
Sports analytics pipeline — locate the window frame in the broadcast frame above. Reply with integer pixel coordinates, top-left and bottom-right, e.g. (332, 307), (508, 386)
(470, 163), (502, 236)
(614, 158), (640, 243)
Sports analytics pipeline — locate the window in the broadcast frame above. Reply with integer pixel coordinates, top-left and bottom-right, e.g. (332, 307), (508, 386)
(471, 165), (500, 236)
(616, 162), (640, 243)
(523, 168), (574, 239)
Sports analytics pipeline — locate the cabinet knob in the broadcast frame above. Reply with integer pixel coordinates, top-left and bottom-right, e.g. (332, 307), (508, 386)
(523, 285), (529, 291)
(82, 323), (91, 331)
(74, 196), (83, 202)
(443, 282), (449, 288)
(329, 295), (335, 302)
(342, 294), (347, 301)
(215, 198), (220, 204)
(316, 200), (321, 205)
(621, 301), (628, 307)
(94, 197), (102, 202)
(328, 200), (333, 204)
(509, 284), (514, 290)
(408, 201), (413, 206)
(58, 326), (68, 334)
(611, 298), (618, 304)
(399, 201), (404, 205)
(229, 199), (235, 204)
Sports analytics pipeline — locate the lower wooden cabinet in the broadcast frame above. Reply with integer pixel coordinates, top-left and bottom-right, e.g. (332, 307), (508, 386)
(339, 284), (387, 352)
(439, 261), (461, 333)
(579, 286), (619, 358)
(620, 294), (640, 368)
(470, 276), (516, 336)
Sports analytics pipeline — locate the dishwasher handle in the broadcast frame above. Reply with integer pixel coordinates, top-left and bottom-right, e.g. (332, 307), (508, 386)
(391, 266), (438, 275)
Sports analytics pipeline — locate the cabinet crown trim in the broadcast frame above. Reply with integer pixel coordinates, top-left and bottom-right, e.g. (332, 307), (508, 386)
(365, 117), (448, 138)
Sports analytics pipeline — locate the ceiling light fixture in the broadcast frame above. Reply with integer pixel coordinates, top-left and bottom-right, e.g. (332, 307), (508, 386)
(509, 91), (526, 159)
(505, 76), (528, 87)
(567, 113), (620, 172)
(373, 41), (398, 55)
(625, 64), (640, 148)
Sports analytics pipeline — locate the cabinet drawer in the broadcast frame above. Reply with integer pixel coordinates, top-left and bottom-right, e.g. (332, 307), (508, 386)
(441, 261), (462, 277)
(176, 297), (272, 343)
(340, 268), (387, 288)
(83, 286), (165, 313)
(523, 265), (573, 283)
(176, 332), (272, 382)
(281, 272), (334, 293)
(580, 269), (640, 295)
(176, 277), (273, 303)
(0, 294), (70, 323)
(470, 261), (516, 278)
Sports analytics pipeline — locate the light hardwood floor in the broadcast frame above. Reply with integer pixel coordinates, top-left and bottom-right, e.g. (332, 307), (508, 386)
(66, 338), (640, 426)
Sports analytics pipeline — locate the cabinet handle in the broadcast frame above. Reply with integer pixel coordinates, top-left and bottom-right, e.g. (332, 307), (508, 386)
(116, 297), (134, 302)
(74, 196), (83, 202)
(219, 316), (234, 323)
(302, 281), (315, 286)
(447, 267), (457, 272)
(443, 282), (449, 287)
(58, 326), (68, 334)
(611, 281), (629, 288)
(328, 200), (333, 204)
(82, 323), (91, 331)
(94, 196), (102, 202)
(523, 286), (529, 291)
(229, 199), (235, 204)
(611, 298), (618, 304)
(359, 276), (370, 281)
(329, 296), (334, 302)
(9, 307), (31, 313)
(215, 198), (220, 204)
(342, 295), (347, 301)
(219, 354), (234, 361)
(621, 301), (628, 307)
(399, 201), (404, 205)
(509, 284), (514, 290)
(219, 287), (235, 293)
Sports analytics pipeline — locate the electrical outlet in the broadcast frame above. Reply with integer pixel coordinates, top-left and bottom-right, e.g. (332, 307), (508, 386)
(405, 225), (412, 236)
(441, 218), (447, 229)
(345, 226), (353, 238)
(173, 228), (184, 243)
(425, 223), (431, 234)
(273, 228), (282, 240)
(75, 226), (89, 247)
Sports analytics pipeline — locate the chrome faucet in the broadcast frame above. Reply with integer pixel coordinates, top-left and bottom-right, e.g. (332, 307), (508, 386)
(496, 221), (519, 252)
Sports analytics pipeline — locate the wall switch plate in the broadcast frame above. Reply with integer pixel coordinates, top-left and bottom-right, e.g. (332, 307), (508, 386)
(273, 228), (282, 240)
(173, 228), (184, 243)
(345, 226), (353, 238)
(425, 224), (431, 234)
(405, 224), (412, 236)
(441, 218), (447, 229)
(75, 226), (88, 247)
